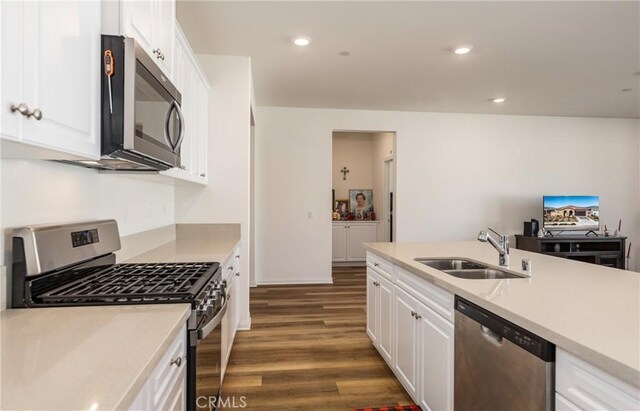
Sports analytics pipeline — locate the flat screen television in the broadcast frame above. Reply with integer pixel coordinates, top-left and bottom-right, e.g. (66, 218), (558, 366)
(543, 195), (600, 232)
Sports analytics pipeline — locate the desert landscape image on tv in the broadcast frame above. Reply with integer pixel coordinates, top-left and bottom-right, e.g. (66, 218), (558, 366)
(543, 195), (599, 231)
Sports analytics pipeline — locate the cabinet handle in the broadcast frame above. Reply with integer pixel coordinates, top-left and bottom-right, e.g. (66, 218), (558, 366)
(170, 356), (183, 367)
(200, 173), (206, 177)
(11, 103), (42, 120)
(228, 267), (233, 271)
(410, 311), (416, 318)
(235, 272), (240, 277)
(374, 262), (379, 267)
(415, 314), (422, 320)
(236, 255), (240, 259)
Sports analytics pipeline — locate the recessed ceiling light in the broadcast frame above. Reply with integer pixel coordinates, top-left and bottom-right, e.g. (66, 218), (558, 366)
(293, 37), (311, 46)
(491, 97), (506, 103)
(454, 46), (473, 55)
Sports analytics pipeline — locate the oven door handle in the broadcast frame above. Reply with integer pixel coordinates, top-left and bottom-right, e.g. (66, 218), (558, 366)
(197, 295), (229, 340)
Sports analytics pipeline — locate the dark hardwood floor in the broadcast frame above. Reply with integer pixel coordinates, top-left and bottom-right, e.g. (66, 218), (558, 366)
(220, 267), (413, 410)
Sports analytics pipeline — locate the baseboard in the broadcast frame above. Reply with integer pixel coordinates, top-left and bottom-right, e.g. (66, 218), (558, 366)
(332, 261), (366, 267)
(237, 318), (251, 330)
(256, 278), (334, 285)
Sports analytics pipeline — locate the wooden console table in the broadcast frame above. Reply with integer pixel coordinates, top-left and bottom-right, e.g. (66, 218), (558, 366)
(515, 235), (627, 269)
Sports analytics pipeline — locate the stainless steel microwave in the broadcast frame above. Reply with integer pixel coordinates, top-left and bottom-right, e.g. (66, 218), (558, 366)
(66, 36), (184, 171)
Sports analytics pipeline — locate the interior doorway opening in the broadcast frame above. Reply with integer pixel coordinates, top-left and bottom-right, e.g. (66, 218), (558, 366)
(331, 131), (397, 266)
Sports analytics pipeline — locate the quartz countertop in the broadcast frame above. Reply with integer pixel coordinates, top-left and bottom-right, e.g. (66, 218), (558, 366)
(125, 237), (240, 264)
(364, 241), (640, 388)
(0, 304), (191, 410)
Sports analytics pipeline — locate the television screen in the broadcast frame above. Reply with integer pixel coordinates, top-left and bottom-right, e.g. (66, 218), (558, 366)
(543, 195), (600, 231)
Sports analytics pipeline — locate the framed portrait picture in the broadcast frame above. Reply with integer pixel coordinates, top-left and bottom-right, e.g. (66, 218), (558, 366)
(349, 189), (373, 220)
(335, 199), (350, 219)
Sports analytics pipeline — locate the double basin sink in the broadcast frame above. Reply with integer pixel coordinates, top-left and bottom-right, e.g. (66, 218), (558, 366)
(415, 258), (524, 280)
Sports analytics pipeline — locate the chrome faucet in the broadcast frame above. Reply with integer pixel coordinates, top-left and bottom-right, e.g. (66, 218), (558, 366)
(478, 228), (510, 266)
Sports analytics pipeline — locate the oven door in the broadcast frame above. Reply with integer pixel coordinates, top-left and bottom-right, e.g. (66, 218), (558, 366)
(188, 295), (228, 411)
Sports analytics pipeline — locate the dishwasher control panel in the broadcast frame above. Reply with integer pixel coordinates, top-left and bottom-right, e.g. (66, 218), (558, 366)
(455, 296), (555, 361)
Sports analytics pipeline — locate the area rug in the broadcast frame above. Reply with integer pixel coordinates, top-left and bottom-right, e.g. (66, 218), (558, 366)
(351, 405), (422, 411)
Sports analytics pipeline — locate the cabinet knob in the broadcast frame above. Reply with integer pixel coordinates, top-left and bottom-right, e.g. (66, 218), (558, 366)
(170, 356), (183, 367)
(415, 314), (422, 320)
(11, 103), (42, 120)
(374, 262), (379, 267)
(228, 266), (233, 271)
(235, 272), (240, 277)
(200, 173), (206, 177)
(410, 311), (416, 318)
(236, 255), (240, 259)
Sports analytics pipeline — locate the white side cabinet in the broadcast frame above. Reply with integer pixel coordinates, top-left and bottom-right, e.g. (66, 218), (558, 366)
(332, 221), (378, 262)
(129, 325), (187, 411)
(367, 253), (455, 411)
(1, 0), (101, 159)
(221, 245), (241, 380)
(160, 23), (209, 185)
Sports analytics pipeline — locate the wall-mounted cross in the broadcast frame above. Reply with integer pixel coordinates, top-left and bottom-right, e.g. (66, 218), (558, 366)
(340, 167), (350, 181)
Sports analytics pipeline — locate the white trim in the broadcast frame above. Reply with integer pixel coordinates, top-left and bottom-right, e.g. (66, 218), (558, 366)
(237, 318), (252, 330)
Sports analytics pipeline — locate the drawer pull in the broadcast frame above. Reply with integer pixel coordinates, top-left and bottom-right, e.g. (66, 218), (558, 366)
(170, 356), (183, 367)
(374, 262), (379, 267)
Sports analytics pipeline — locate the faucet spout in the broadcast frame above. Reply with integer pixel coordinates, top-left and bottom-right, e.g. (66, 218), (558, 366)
(478, 229), (510, 267)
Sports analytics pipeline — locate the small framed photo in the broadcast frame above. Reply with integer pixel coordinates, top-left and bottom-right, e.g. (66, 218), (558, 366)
(335, 199), (350, 219)
(349, 189), (373, 220)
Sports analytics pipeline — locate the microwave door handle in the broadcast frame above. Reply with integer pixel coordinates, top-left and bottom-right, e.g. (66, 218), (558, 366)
(173, 101), (185, 152)
(163, 102), (177, 151)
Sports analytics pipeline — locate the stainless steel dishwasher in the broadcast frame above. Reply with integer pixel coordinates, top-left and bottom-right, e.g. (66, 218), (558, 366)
(454, 296), (555, 411)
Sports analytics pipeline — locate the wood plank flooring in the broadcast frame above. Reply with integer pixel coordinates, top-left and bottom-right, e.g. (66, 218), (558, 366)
(220, 267), (413, 410)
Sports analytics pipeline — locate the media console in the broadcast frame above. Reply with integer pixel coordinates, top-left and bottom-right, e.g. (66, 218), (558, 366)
(515, 235), (627, 269)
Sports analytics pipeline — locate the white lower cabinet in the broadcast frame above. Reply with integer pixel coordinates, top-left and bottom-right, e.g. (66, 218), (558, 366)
(221, 245), (241, 380)
(368, 253), (454, 411)
(556, 348), (640, 410)
(332, 222), (378, 262)
(366, 267), (394, 365)
(129, 324), (187, 411)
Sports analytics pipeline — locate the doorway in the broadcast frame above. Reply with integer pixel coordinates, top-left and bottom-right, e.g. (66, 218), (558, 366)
(331, 131), (396, 266)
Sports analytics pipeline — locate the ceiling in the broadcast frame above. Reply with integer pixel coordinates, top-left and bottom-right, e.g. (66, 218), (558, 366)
(177, 1), (640, 119)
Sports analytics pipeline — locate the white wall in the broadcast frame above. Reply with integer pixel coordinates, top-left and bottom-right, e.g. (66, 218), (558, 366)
(332, 132), (374, 200)
(255, 106), (640, 284)
(174, 55), (252, 327)
(0, 159), (175, 309)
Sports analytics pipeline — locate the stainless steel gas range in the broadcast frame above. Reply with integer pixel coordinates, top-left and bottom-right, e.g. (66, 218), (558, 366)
(10, 219), (226, 411)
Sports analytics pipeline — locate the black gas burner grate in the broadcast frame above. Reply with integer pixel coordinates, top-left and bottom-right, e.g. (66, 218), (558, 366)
(36, 262), (217, 303)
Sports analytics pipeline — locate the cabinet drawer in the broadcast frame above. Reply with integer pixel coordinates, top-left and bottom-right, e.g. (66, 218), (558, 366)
(366, 252), (393, 280)
(150, 325), (187, 410)
(396, 266), (454, 323)
(556, 348), (640, 410)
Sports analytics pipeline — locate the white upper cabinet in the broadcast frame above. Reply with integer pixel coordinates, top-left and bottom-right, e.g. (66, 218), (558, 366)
(160, 23), (209, 185)
(1, 1), (101, 159)
(121, 0), (175, 79)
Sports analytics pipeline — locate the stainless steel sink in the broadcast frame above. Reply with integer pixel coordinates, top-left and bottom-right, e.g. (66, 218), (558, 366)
(415, 258), (524, 279)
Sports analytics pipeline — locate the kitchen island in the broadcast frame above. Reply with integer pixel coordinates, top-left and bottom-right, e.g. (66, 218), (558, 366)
(364, 241), (640, 410)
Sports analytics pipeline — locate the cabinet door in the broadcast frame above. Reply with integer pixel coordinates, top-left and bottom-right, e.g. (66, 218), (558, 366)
(1, 0), (21, 141)
(3, 1), (100, 159)
(377, 275), (394, 365)
(366, 268), (379, 345)
(346, 224), (376, 261)
(157, 365), (186, 411)
(418, 305), (454, 411)
(394, 287), (419, 400)
(155, 0), (175, 78)
(123, 0), (154, 53)
(332, 224), (347, 261)
(195, 77), (209, 182)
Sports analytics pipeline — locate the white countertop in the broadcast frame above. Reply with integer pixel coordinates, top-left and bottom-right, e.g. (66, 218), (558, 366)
(125, 237), (240, 264)
(364, 241), (640, 387)
(0, 304), (191, 411)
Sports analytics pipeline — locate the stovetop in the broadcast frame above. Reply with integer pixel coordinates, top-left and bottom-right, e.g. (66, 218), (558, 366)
(30, 262), (220, 305)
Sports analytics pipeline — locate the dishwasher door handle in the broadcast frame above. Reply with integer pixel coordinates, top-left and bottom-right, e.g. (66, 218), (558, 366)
(480, 325), (503, 346)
